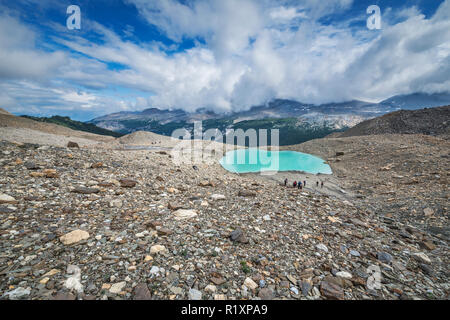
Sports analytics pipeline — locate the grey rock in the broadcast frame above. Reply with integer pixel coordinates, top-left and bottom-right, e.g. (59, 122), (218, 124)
(377, 252), (393, 264)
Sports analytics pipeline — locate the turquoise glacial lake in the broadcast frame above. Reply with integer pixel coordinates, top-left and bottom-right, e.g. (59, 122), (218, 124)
(220, 149), (332, 174)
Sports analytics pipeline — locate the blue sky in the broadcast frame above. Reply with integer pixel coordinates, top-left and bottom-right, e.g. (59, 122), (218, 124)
(0, 0), (449, 121)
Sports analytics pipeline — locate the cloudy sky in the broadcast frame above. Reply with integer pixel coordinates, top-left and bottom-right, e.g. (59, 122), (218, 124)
(0, 0), (449, 120)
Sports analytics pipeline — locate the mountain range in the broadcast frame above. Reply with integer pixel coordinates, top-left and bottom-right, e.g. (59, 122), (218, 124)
(87, 92), (450, 146)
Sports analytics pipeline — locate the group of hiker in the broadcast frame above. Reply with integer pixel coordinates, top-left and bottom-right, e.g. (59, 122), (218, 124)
(284, 178), (324, 189)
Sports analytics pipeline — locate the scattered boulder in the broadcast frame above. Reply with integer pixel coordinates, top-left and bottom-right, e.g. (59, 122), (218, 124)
(150, 245), (166, 255)
(204, 285), (217, 294)
(420, 241), (436, 251)
(110, 199), (123, 208)
(412, 252), (431, 264)
(173, 209), (198, 221)
(243, 277), (258, 290)
(258, 288), (274, 300)
(210, 194), (226, 201)
(110, 281), (126, 294)
(210, 273), (226, 285)
(119, 179), (137, 188)
(64, 265), (83, 294)
(316, 243), (328, 253)
(91, 162), (103, 169)
(67, 141), (79, 148)
(419, 264), (433, 276)
(377, 252), (393, 264)
(4, 287), (31, 300)
(43, 169), (58, 178)
(168, 202), (184, 210)
(59, 230), (90, 245)
(320, 281), (344, 300)
(156, 227), (173, 236)
(301, 281), (312, 296)
(198, 181), (215, 187)
(29, 172), (44, 178)
(133, 284), (152, 300)
(336, 271), (352, 279)
(71, 187), (100, 194)
(230, 228), (249, 244)
(188, 288), (202, 300)
(24, 161), (39, 170)
(0, 194), (16, 204)
(238, 190), (256, 197)
(424, 208), (434, 217)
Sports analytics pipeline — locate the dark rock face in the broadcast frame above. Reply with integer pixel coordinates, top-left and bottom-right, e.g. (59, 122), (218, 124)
(339, 105), (450, 138)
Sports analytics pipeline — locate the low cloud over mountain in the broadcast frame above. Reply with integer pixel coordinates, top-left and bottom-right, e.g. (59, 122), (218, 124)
(0, 0), (449, 120)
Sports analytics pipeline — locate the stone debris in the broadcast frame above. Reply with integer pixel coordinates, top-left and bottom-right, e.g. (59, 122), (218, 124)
(320, 281), (344, 300)
(0, 137), (447, 301)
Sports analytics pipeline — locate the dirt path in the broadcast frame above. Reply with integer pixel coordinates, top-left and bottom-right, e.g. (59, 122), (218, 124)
(243, 170), (357, 202)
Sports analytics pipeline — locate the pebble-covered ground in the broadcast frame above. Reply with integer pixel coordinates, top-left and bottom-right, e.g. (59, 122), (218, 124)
(0, 138), (448, 300)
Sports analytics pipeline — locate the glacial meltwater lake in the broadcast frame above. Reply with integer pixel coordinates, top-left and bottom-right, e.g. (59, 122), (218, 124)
(220, 149), (332, 174)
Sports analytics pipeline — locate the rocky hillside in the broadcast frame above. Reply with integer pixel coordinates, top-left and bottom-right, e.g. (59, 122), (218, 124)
(0, 112), (115, 147)
(0, 131), (448, 300)
(338, 106), (450, 138)
(0, 108), (12, 115)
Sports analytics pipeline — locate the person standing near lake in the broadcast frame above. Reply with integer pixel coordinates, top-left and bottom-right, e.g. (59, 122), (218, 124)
(303, 180), (306, 188)
(284, 178), (288, 186)
(321, 181), (324, 188)
(293, 181), (297, 188)
(316, 181), (319, 187)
